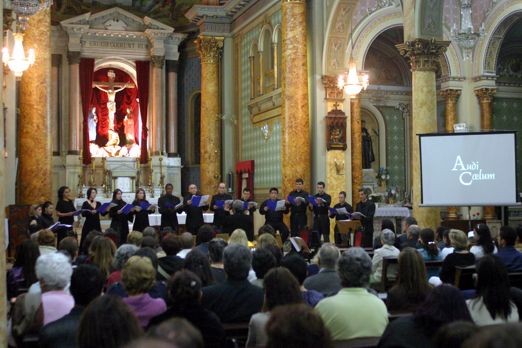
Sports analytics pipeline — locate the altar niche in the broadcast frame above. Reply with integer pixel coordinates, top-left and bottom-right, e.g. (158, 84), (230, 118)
(89, 67), (141, 158)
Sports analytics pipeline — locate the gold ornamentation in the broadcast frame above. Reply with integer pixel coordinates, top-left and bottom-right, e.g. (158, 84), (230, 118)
(321, 75), (344, 101)
(151, 55), (165, 69)
(196, 36), (224, 64)
(474, 88), (496, 103)
(396, 39), (450, 72)
(440, 89), (461, 102)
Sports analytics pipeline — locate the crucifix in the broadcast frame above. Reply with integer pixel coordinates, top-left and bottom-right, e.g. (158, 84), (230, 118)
(92, 69), (135, 132)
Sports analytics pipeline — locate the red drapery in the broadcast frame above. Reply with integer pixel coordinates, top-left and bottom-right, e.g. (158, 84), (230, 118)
(135, 61), (150, 164)
(91, 68), (139, 148)
(79, 58), (95, 164)
(236, 160), (255, 199)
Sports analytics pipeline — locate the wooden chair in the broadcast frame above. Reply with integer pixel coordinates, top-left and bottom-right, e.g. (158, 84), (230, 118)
(425, 260), (443, 275)
(508, 272), (522, 289)
(389, 312), (413, 322)
(334, 337), (380, 348)
(382, 257), (399, 291)
(454, 265), (476, 289)
(223, 322), (249, 347)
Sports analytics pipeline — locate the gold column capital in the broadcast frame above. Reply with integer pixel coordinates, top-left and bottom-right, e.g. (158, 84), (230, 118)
(151, 55), (165, 69)
(440, 89), (461, 101)
(67, 51), (81, 65)
(321, 75), (345, 102)
(474, 88), (496, 103)
(196, 36), (224, 64)
(396, 39), (450, 72)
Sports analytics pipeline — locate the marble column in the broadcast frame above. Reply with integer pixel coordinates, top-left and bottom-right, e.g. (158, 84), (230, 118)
(281, 0), (310, 195)
(68, 51), (81, 154)
(196, 36), (223, 195)
(151, 55), (165, 155)
(475, 88), (497, 220)
(51, 54), (61, 155)
(350, 97), (362, 206)
(441, 89), (461, 220)
(397, 39), (449, 229)
(17, 8), (52, 204)
(166, 60), (178, 157)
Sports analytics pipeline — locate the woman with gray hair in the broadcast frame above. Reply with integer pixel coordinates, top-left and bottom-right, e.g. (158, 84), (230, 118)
(370, 229), (400, 286)
(106, 244), (139, 288)
(316, 247), (388, 340)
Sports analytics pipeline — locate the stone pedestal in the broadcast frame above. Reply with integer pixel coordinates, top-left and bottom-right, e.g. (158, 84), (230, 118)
(196, 36), (223, 195)
(475, 88), (497, 220)
(397, 39), (449, 229)
(281, 0), (310, 195)
(350, 97), (362, 206)
(441, 89), (461, 220)
(17, 8), (52, 204)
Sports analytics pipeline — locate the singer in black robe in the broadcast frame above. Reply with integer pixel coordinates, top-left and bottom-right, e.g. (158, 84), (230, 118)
(260, 188), (290, 242)
(310, 185), (332, 243)
(80, 188), (102, 254)
(158, 184), (182, 231)
(109, 189), (129, 245)
(288, 179), (309, 237)
(355, 189), (376, 248)
(210, 183), (232, 231)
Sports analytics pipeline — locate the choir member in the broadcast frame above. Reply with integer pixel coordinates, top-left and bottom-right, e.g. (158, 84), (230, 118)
(309, 182), (332, 243)
(241, 187), (257, 215)
(210, 182), (232, 231)
(183, 184), (209, 234)
(128, 188), (154, 232)
(109, 189), (130, 245)
(355, 188), (376, 248)
(287, 178), (309, 237)
(28, 204), (43, 235)
(55, 186), (76, 245)
(80, 187), (102, 254)
(39, 201), (55, 229)
(260, 187), (290, 242)
(158, 183), (183, 231)
(329, 191), (353, 245)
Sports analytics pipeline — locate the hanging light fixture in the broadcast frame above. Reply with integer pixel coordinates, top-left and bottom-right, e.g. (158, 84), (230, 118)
(2, 32), (35, 79)
(337, 22), (369, 98)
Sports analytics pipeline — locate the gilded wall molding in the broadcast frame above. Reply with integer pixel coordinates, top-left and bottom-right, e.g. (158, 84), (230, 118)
(195, 36), (224, 64)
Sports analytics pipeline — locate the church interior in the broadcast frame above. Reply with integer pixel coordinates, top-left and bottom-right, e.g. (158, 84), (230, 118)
(1, 0), (522, 346)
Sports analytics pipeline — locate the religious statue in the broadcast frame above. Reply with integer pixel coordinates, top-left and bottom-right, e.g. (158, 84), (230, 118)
(88, 107), (97, 142)
(362, 120), (375, 169)
(93, 70), (134, 132)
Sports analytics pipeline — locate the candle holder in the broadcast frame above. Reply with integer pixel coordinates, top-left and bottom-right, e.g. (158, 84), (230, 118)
(159, 156), (165, 188)
(89, 159), (96, 187)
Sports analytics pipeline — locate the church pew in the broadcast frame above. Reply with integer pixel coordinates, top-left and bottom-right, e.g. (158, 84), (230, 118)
(381, 257), (398, 292)
(223, 322), (249, 347)
(334, 336), (380, 348)
(454, 265), (476, 289)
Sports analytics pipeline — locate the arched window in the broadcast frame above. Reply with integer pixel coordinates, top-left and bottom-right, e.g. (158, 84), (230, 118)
(273, 25), (282, 89)
(258, 24), (274, 94)
(249, 43), (260, 98)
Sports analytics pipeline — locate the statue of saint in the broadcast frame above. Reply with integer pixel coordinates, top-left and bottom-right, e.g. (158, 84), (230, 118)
(362, 121), (375, 169)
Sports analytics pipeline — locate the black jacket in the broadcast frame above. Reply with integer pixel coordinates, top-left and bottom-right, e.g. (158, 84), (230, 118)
(222, 214), (254, 241)
(157, 255), (185, 281)
(39, 306), (84, 348)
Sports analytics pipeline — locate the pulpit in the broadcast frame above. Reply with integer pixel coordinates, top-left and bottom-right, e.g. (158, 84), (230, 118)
(336, 220), (362, 247)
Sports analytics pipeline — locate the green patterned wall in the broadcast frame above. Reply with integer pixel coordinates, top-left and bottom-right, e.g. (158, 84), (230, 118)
(239, 10), (282, 188)
(378, 106), (406, 190)
(493, 98), (522, 189)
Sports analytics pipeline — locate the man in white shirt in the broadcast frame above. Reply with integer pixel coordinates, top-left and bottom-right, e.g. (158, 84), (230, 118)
(370, 229), (400, 284)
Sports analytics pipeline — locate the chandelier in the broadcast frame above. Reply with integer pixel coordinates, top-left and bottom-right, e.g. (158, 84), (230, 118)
(337, 60), (369, 98)
(451, 0), (484, 60)
(12, 0), (52, 30)
(2, 33), (35, 79)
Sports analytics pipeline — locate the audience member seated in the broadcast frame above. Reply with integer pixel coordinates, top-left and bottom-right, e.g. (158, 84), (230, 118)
(184, 249), (215, 286)
(303, 243), (341, 296)
(496, 226), (522, 272)
(251, 248), (277, 288)
(39, 265), (104, 348)
(11, 252), (74, 343)
(265, 303), (333, 348)
(195, 224), (215, 256)
(395, 217), (417, 250)
(373, 219), (396, 249)
(264, 244), (283, 266)
(281, 255), (324, 307)
(89, 236), (116, 278)
(432, 321), (478, 348)
(229, 228), (250, 247)
(78, 295), (143, 348)
(378, 285), (472, 348)
(461, 323), (522, 348)
(436, 226), (450, 250)
(7, 239), (40, 300)
(177, 232), (194, 259)
(148, 317), (205, 348)
(470, 224), (497, 259)
(387, 247), (432, 313)
(439, 229), (475, 285)
(58, 237), (79, 263)
(157, 234), (184, 281)
(143, 227), (165, 257)
(370, 229), (400, 286)
(516, 224), (522, 253)
(440, 229), (454, 259)
(316, 247), (388, 340)
(28, 204), (43, 235)
(466, 255), (519, 325)
(77, 230), (102, 260)
(122, 256), (167, 328)
(201, 244), (264, 323)
(246, 267), (303, 348)
(258, 224), (276, 237)
(127, 231), (144, 247)
(208, 238), (227, 283)
(106, 244), (139, 288)
(257, 233), (278, 249)
(149, 270), (225, 347)
(417, 228), (442, 278)
(223, 200), (254, 241)
(37, 230), (57, 255)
